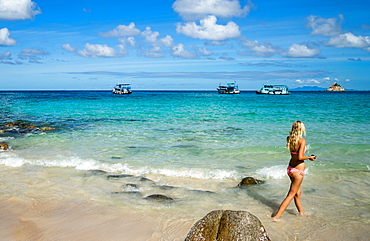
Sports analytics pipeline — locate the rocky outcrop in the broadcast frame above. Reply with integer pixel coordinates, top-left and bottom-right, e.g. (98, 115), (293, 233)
(326, 82), (346, 91)
(185, 210), (270, 241)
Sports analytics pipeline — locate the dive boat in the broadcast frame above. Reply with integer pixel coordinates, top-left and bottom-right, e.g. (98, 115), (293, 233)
(256, 84), (290, 95)
(112, 83), (132, 95)
(217, 82), (240, 94)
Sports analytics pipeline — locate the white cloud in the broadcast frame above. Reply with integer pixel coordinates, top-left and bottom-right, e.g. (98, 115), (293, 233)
(144, 46), (163, 58)
(240, 38), (279, 57)
(295, 79), (321, 84)
(296, 77), (349, 85)
(325, 32), (370, 49)
(306, 15), (343, 36)
(126, 37), (136, 48)
(119, 37), (137, 48)
(140, 29), (174, 58)
(78, 43), (116, 58)
(172, 44), (197, 58)
(142, 27), (160, 42)
(62, 44), (77, 52)
(117, 44), (128, 55)
(18, 48), (47, 58)
(17, 48), (47, 63)
(0, 51), (11, 59)
(0, 0), (41, 20)
(198, 47), (213, 56)
(100, 23), (141, 37)
(172, 0), (251, 21)
(282, 44), (320, 58)
(0, 28), (16, 46)
(160, 35), (174, 47)
(176, 15), (240, 41)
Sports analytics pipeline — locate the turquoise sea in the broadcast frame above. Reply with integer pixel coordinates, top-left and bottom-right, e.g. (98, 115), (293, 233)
(1, 90), (369, 240)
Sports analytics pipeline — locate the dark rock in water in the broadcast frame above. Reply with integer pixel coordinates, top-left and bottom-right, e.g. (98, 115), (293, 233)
(88, 169), (108, 175)
(0, 142), (9, 150)
(111, 156), (122, 159)
(185, 210), (270, 241)
(1, 122), (55, 138)
(112, 191), (142, 196)
(139, 177), (154, 183)
(237, 177), (264, 187)
(40, 127), (55, 131)
(154, 185), (177, 190)
(144, 194), (173, 201)
(189, 189), (215, 194)
(107, 174), (134, 179)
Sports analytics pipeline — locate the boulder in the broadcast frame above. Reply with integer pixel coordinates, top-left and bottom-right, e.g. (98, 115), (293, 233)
(237, 177), (264, 187)
(185, 210), (270, 241)
(144, 194), (173, 201)
(326, 82), (346, 91)
(0, 142), (9, 150)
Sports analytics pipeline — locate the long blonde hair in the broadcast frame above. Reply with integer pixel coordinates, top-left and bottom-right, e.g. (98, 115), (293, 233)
(286, 121), (306, 151)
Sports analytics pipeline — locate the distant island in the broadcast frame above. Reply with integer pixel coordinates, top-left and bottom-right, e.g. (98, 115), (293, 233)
(290, 86), (326, 91)
(291, 82), (347, 91)
(326, 82), (346, 91)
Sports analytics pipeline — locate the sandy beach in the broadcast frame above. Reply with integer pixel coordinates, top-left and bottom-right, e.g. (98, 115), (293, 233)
(1, 165), (370, 241)
(0, 195), (195, 241)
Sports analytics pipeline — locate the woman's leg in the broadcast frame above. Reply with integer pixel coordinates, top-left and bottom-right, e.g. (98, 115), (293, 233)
(272, 173), (303, 220)
(294, 186), (304, 214)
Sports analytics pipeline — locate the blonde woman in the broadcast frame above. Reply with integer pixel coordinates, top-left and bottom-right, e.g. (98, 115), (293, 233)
(272, 121), (316, 221)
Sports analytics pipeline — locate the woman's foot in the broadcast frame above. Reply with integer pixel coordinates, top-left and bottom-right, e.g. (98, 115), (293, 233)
(299, 211), (313, 217)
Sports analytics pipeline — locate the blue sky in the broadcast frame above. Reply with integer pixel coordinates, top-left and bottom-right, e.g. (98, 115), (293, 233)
(0, 0), (369, 90)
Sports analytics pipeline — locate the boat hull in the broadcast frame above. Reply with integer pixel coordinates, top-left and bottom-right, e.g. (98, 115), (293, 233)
(256, 90), (290, 95)
(217, 89), (240, 94)
(256, 84), (290, 95)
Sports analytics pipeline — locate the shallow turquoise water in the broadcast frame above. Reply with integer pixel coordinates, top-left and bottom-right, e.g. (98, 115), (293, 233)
(1, 90), (369, 240)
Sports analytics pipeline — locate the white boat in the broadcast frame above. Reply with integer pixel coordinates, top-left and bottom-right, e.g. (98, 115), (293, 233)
(217, 82), (240, 94)
(112, 83), (132, 95)
(256, 84), (290, 95)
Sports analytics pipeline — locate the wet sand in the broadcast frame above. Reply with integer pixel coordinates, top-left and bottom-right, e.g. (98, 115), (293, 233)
(0, 196), (195, 241)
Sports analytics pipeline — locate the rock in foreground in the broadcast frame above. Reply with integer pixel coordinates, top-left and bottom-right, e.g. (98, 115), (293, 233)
(0, 142), (9, 150)
(185, 210), (270, 241)
(237, 177), (264, 187)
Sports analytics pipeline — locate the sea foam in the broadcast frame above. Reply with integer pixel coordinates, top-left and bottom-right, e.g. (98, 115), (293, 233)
(0, 154), (240, 180)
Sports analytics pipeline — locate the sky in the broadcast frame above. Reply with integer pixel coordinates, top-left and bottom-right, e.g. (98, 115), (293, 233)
(0, 0), (369, 90)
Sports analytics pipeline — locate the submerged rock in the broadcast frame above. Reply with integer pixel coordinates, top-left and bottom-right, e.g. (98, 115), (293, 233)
(0, 142), (9, 150)
(237, 177), (264, 187)
(87, 169), (108, 175)
(107, 174), (134, 179)
(144, 194), (173, 201)
(1, 122), (56, 137)
(185, 210), (270, 241)
(40, 127), (55, 131)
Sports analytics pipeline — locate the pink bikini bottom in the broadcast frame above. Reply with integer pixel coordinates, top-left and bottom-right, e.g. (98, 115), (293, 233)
(287, 166), (304, 176)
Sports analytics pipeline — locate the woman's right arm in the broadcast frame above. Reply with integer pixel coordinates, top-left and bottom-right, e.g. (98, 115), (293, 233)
(298, 138), (316, 161)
